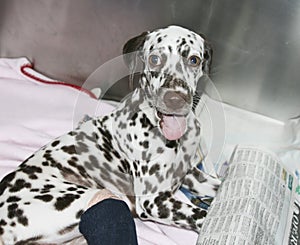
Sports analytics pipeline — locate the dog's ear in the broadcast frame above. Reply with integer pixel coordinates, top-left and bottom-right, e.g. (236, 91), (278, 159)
(123, 31), (149, 89)
(202, 41), (213, 75)
(123, 31), (148, 65)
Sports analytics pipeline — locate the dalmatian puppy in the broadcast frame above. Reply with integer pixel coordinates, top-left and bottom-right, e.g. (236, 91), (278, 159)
(0, 25), (220, 244)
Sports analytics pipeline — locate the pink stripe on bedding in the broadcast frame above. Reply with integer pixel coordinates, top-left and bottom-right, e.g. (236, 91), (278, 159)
(20, 63), (97, 99)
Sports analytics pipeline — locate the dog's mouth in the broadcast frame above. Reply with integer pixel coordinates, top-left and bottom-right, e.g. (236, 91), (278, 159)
(156, 111), (187, 141)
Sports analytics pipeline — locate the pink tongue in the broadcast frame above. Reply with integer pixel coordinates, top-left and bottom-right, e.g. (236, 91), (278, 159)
(161, 115), (187, 140)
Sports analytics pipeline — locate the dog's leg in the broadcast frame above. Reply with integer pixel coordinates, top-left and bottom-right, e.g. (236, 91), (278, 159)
(0, 172), (102, 244)
(182, 166), (221, 197)
(135, 192), (208, 232)
(133, 167), (221, 231)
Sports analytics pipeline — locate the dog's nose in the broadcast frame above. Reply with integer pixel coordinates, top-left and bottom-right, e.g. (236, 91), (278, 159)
(163, 91), (189, 110)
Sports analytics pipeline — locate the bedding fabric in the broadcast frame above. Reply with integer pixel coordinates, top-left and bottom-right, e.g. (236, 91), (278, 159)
(0, 57), (298, 244)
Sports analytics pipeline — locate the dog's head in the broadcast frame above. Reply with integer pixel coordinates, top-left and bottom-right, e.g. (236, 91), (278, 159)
(123, 25), (212, 140)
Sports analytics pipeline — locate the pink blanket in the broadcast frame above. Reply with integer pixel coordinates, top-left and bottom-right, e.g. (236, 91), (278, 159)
(0, 58), (197, 245)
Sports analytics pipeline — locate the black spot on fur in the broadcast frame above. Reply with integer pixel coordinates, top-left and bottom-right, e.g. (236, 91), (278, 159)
(0, 171), (16, 195)
(183, 178), (194, 190)
(181, 49), (189, 59)
(176, 62), (183, 73)
(75, 131), (98, 143)
(51, 140), (60, 147)
(67, 158), (77, 167)
(127, 134), (132, 142)
(139, 141), (149, 149)
(204, 50), (210, 60)
(172, 200), (182, 210)
(42, 161), (49, 166)
(54, 194), (80, 211)
(67, 187), (77, 191)
(0, 219), (7, 227)
(34, 194), (53, 202)
(7, 203), (18, 218)
(61, 145), (77, 155)
(173, 212), (187, 221)
(15, 235), (43, 245)
(179, 38), (187, 47)
(120, 159), (130, 174)
(102, 115), (109, 123)
(85, 155), (99, 170)
(191, 169), (207, 183)
(149, 164), (160, 175)
(154, 191), (171, 205)
(6, 196), (21, 203)
(103, 151), (113, 162)
(68, 131), (77, 136)
(112, 149), (121, 159)
(58, 223), (78, 235)
(141, 165), (148, 175)
(140, 113), (154, 129)
(98, 127), (112, 141)
(118, 166), (125, 173)
(28, 174), (38, 180)
(9, 179), (31, 192)
(158, 206), (170, 218)
(143, 200), (150, 208)
(76, 142), (89, 154)
(156, 147), (164, 153)
(76, 209), (85, 219)
(192, 208), (207, 220)
(130, 112), (138, 124)
(26, 165), (43, 177)
(140, 212), (148, 219)
(166, 140), (178, 149)
(7, 203), (28, 226)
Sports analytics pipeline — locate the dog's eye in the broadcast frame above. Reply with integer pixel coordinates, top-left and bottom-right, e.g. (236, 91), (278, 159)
(187, 55), (201, 67)
(149, 55), (161, 66)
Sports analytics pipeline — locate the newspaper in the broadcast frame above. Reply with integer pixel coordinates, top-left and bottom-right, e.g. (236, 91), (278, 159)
(197, 145), (299, 245)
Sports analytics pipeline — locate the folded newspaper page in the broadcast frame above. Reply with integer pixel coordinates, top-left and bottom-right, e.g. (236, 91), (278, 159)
(197, 145), (299, 245)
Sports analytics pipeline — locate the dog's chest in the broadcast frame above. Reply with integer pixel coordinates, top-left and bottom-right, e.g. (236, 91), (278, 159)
(54, 90), (202, 197)
(105, 104), (202, 191)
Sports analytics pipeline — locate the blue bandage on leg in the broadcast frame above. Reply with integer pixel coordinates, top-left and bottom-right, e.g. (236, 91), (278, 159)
(79, 199), (138, 245)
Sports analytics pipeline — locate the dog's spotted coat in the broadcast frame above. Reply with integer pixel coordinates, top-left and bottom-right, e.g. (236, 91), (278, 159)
(0, 26), (220, 244)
